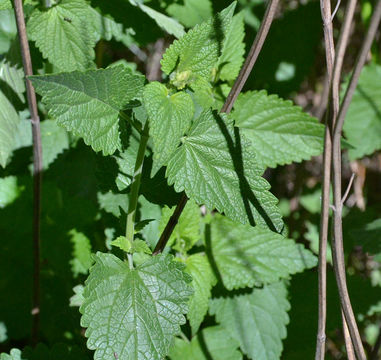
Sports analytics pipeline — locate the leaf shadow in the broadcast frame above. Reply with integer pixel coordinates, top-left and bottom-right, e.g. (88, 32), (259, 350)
(213, 112), (280, 233)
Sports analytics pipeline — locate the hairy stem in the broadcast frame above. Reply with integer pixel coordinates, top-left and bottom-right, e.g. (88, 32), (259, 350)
(125, 123), (149, 257)
(13, 0), (43, 344)
(154, 0), (280, 254)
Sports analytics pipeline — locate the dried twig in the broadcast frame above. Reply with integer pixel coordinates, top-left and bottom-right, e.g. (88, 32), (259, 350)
(330, 1), (381, 358)
(12, 0), (43, 343)
(154, 0), (280, 254)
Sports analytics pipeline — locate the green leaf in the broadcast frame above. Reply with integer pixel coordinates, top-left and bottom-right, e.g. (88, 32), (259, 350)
(0, 60), (25, 102)
(232, 90), (325, 168)
(208, 215), (317, 290)
(158, 199), (201, 253)
(0, 349), (25, 360)
(343, 64), (381, 159)
(0, 9), (17, 53)
(185, 254), (217, 334)
(0, 1), (9, 10)
(143, 82), (194, 170)
(129, 0), (185, 38)
(111, 236), (132, 252)
(167, 0), (213, 28)
(0, 176), (22, 208)
(30, 66), (145, 155)
(70, 284), (85, 307)
(80, 252), (193, 360)
(161, 3), (236, 81)
(97, 191), (129, 217)
(111, 237), (152, 254)
(166, 109), (283, 232)
(169, 326), (242, 360)
(210, 282), (290, 360)
(217, 11), (245, 82)
(40, 120), (69, 169)
(69, 229), (93, 277)
(0, 90), (19, 167)
(27, 0), (98, 71)
(91, 7), (133, 46)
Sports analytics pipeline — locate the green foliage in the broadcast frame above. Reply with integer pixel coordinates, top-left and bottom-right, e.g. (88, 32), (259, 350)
(0, 176), (22, 208)
(27, 0), (98, 71)
(111, 236), (152, 254)
(166, 0), (213, 28)
(80, 252), (193, 360)
(208, 214), (317, 289)
(166, 109), (283, 231)
(210, 282), (290, 360)
(217, 11), (245, 82)
(129, 0), (185, 38)
(1, 1), (379, 359)
(169, 326), (242, 360)
(161, 2), (236, 81)
(343, 63), (381, 159)
(184, 254), (217, 334)
(143, 82), (194, 171)
(0, 90), (19, 167)
(232, 90), (325, 168)
(158, 199), (201, 252)
(30, 66), (144, 154)
(69, 229), (93, 277)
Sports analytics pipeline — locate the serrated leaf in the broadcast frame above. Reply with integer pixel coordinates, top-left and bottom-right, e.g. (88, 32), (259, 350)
(91, 7), (133, 46)
(343, 64), (381, 159)
(129, 0), (185, 38)
(97, 191), (129, 217)
(69, 229), (93, 277)
(0, 349), (25, 360)
(111, 237), (152, 255)
(158, 199), (201, 253)
(0, 90), (19, 167)
(111, 236), (132, 252)
(70, 284), (85, 307)
(208, 215), (317, 289)
(185, 254), (217, 334)
(80, 252), (193, 360)
(210, 282), (290, 360)
(0, 176), (22, 208)
(27, 0), (98, 71)
(144, 82), (194, 170)
(0, 60), (25, 102)
(217, 11), (245, 81)
(169, 326), (242, 360)
(30, 66), (144, 154)
(167, 0), (213, 28)
(161, 3), (236, 80)
(232, 90), (325, 168)
(40, 120), (69, 169)
(166, 109), (283, 232)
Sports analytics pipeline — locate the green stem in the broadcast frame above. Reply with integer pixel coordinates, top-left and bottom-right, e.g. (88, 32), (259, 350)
(125, 122), (149, 255)
(119, 111), (143, 135)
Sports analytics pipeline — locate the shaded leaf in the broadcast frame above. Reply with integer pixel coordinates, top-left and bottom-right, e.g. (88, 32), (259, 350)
(169, 326), (242, 360)
(209, 215), (317, 289)
(210, 282), (290, 360)
(185, 254), (217, 334)
(343, 64), (381, 159)
(167, 0), (213, 28)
